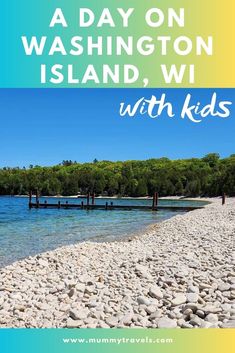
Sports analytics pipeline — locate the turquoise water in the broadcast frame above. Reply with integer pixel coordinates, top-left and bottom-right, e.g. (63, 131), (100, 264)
(0, 197), (207, 267)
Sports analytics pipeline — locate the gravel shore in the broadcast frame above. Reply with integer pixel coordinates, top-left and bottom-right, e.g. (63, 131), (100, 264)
(0, 198), (234, 328)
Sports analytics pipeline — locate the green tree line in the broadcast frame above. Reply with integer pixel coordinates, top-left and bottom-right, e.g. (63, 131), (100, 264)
(0, 154), (234, 197)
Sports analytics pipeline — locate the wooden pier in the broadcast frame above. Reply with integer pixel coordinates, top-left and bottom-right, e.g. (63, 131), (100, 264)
(28, 191), (204, 212)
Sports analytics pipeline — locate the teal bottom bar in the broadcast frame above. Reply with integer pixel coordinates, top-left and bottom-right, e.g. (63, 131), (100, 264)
(0, 328), (234, 353)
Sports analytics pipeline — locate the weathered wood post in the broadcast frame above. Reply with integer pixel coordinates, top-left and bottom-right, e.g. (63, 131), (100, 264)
(81, 201), (84, 209)
(105, 202), (108, 210)
(152, 192), (158, 210)
(156, 192), (158, 208)
(58, 201), (61, 209)
(152, 193), (155, 210)
(222, 193), (226, 205)
(87, 192), (90, 206)
(29, 190), (32, 209)
(92, 193), (95, 205)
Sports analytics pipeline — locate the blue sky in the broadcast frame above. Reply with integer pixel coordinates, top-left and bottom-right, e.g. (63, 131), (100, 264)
(0, 89), (234, 167)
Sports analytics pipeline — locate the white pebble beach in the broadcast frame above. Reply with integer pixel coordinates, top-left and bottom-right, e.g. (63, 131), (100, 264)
(0, 198), (234, 328)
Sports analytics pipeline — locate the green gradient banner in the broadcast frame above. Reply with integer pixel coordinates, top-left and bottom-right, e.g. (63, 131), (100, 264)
(0, 329), (234, 353)
(1, 0), (235, 87)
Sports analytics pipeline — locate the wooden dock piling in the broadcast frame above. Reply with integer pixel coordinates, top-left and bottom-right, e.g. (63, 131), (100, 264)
(87, 192), (90, 206)
(222, 193), (226, 205)
(152, 192), (158, 210)
(35, 190), (39, 209)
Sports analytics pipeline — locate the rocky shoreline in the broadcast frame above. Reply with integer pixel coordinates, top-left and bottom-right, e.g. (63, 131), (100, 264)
(0, 198), (234, 328)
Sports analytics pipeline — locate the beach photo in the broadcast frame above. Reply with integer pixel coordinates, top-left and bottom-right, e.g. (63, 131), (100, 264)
(0, 88), (234, 328)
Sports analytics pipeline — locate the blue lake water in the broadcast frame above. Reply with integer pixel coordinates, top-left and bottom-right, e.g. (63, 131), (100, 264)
(0, 197), (207, 267)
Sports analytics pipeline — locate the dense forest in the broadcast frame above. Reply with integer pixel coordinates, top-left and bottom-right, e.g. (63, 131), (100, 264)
(0, 154), (234, 197)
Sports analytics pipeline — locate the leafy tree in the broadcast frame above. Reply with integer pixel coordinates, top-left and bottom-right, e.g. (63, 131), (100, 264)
(175, 180), (184, 196)
(135, 179), (148, 197)
(202, 153), (220, 168)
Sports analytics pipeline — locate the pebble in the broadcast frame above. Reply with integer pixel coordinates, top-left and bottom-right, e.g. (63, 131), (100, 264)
(149, 286), (163, 300)
(158, 317), (177, 328)
(38, 259), (48, 267)
(145, 305), (158, 315)
(135, 265), (152, 279)
(149, 310), (162, 320)
(76, 283), (85, 292)
(189, 314), (202, 326)
(66, 318), (82, 328)
(218, 283), (231, 292)
(137, 296), (151, 306)
(188, 286), (200, 294)
(186, 293), (199, 303)
(105, 316), (119, 327)
(171, 294), (187, 306)
(120, 313), (133, 325)
(221, 320), (235, 328)
(205, 314), (218, 323)
(196, 310), (205, 319)
(202, 305), (222, 314)
(69, 309), (89, 320)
